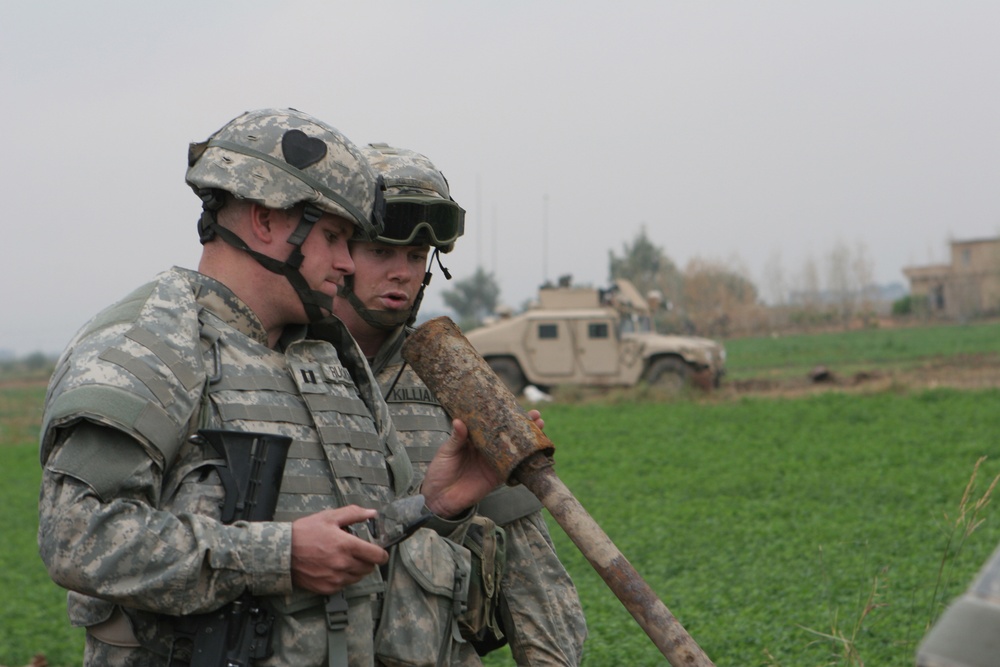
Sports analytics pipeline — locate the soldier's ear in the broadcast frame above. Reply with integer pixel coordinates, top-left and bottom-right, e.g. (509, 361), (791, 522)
(248, 204), (278, 244)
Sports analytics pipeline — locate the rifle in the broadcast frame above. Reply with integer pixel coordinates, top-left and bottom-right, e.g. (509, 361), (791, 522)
(168, 429), (291, 667)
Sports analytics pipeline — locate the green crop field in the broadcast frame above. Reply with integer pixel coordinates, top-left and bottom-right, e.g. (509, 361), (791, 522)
(721, 319), (1000, 381)
(3, 320), (1000, 666)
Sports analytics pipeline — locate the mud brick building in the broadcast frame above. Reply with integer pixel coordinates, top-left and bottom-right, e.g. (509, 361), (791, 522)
(903, 237), (1000, 318)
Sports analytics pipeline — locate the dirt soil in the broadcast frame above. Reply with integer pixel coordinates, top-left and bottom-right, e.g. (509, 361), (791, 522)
(6, 354), (1000, 404)
(717, 352), (1000, 401)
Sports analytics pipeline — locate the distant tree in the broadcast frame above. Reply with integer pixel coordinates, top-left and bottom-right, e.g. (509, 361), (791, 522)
(795, 255), (822, 310)
(608, 226), (683, 308)
(24, 351), (52, 371)
(827, 241), (854, 324)
(441, 267), (501, 330)
(892, 294), (928, 317)
(762, 249), (787, 306)
(851, 241), (877, 321)
(682, 257), (759, 336)
(826, 240), (878, 326)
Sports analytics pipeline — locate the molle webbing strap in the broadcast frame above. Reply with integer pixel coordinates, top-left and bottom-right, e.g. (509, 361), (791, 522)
(78, 282), (157, 339)
(320, 427), (380, 451)
(303, 393), (371, 417)
(98, 348), (175, 408)
(288, 439), (326, 460)
(389, 413), (451, 432)
(43, 385), (183, 467)
(283, 431), (392, 495)
(278, 475), (334, 495)
(125, 327), (202, 391)
(215, 402), (312, 425)
(309, 317), (413, 495)
(476, 485), (544, 527)
(210, 373), (298, 393)
(311, 424), (379, 450)
(325, 459), (391, 487)
(342, 492), (379, 509)
(402, 445), (438, 465)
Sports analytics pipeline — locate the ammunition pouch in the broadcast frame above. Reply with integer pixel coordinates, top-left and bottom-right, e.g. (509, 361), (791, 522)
(458, 515), (508, 655)
(374, 528), (472, 667)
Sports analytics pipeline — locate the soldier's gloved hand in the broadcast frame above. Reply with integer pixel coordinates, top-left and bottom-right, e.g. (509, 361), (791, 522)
(290, 505), (389, 595)
(421, 419), (502, 519)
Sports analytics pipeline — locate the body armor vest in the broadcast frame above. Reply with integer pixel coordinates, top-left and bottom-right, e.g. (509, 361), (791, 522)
(43, 268), (422, 666)
(183, 300), (401, 666)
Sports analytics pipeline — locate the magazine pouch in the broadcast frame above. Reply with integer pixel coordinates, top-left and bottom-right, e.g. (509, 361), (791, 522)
(375, 528), (472, 667)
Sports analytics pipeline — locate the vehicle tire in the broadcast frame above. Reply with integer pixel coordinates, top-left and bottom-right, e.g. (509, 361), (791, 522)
(643, 357), (689, 392)
(487, 357), (527, 396)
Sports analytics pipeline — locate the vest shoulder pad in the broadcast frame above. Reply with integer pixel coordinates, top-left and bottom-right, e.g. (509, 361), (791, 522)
(41, 269), (208, 467)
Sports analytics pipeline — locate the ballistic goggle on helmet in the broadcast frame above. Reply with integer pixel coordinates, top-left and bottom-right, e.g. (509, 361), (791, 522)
(186, 108), (385, 240)
(362, 143), (465, 253)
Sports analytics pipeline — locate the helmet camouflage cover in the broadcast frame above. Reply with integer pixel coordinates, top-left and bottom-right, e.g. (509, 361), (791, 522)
(186, 108), (384, 239)
(362, 143), (464, 252)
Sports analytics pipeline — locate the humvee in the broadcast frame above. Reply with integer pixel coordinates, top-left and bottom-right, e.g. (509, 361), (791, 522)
(464, 277), (726, 395)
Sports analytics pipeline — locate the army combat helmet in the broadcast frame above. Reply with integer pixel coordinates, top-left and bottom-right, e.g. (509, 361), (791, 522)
(340, 143), (466, 329)
(186, 108), (385, 322)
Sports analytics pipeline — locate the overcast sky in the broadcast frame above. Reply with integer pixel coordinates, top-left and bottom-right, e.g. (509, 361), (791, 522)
(3, 1), (999, 356)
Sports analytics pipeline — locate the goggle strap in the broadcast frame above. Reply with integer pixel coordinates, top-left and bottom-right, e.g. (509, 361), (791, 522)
(432, 248), (452, 280)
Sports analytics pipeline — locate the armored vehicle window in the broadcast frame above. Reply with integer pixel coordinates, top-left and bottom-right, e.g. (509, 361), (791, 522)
(538, 324), (559, 339)
(588, 323), (609, 339)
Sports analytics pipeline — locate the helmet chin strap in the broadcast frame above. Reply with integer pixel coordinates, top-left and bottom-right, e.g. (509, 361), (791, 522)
(338, 276), (411, 330)
(197, 189), (333, 323)
(341, 248), (451, 331)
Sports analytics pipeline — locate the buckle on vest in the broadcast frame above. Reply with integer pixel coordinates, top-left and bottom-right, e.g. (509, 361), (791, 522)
(325, 592), (349, 631)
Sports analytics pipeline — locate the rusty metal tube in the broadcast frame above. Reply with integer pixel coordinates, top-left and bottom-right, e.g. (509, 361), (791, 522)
(402, 317), (715, 667)
(401, 317), (555, 481)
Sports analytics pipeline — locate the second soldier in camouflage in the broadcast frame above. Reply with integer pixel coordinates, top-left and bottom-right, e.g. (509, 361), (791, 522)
(332, 143), (588, 665)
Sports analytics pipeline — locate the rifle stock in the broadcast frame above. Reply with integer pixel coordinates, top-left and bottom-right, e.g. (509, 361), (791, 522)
(169, 430), (291, 667)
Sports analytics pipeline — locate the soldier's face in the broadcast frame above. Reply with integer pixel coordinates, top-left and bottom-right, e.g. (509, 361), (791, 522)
(347, 241), (429, 313)
(297, 214), (356, 300)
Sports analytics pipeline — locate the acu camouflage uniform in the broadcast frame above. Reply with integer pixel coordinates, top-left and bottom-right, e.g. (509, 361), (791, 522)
(371, 326), (588, 666)
(38, 268), (482, 667)
(38, 108), (489, 667)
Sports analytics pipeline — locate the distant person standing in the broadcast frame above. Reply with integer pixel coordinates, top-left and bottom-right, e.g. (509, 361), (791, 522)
(37, 109), (502, 666)
(333, 142), (587, 665)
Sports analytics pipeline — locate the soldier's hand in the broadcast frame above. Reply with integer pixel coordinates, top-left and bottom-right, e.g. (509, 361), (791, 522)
(421, 419), (502, 519)
(527, 409), (545, 431)
(290, 506), (388, 595)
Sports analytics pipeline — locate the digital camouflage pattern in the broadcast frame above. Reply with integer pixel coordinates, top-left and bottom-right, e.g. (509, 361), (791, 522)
(187, 108), (384, 240)
(375, 528), (479, 666)
(363, 143), (451, 201)
(917, 540), (1000, 666)
(372, 327), (588, 666)
(39, 267), (478, 666)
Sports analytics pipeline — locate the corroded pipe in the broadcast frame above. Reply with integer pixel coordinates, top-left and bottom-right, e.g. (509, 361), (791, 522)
(400, 317), (555, 481)
(402, 316), (715, 667)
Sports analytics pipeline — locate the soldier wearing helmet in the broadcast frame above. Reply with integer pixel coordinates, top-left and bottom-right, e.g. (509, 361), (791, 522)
(37, 110), (502, 666)
(332, 143), (588, 665)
